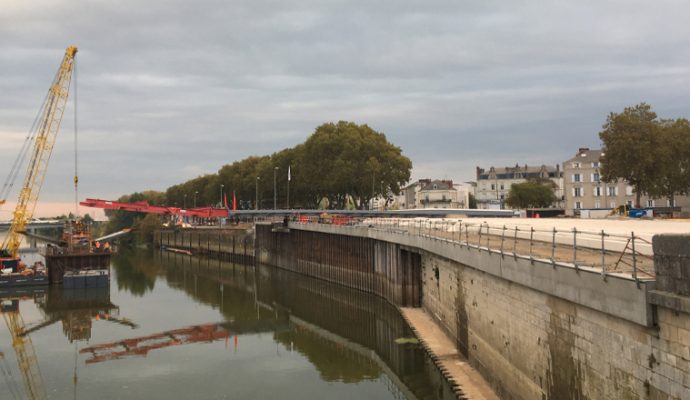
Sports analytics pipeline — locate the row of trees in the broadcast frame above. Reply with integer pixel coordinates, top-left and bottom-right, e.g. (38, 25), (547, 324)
(165, 121), (412, 210)
(600, 103), (690, 207)
(103, 122), (413, 239)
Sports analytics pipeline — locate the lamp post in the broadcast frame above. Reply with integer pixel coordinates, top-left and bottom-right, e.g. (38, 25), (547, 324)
(183, 194), (187, 209)
(255, 177), (260, 210)
(273, 167), (279, 210)
(220, 184), (224, 208)
(194, 191), (198, 208)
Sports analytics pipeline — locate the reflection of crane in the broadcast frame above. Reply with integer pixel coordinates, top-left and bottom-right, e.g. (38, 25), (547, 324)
(1, 46), (78, 258)
(1, 300), (47, 400)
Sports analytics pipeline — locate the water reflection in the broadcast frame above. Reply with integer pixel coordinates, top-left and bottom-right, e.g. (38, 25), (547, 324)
(1, 250), (455, 400)
(138, 252), (455, 400)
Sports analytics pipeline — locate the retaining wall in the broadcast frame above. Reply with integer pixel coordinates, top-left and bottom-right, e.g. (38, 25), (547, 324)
(255, 222), (690, 400)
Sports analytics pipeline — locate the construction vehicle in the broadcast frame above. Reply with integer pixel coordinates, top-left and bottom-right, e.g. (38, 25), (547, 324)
(0, 46), (77, 285)
(0, 45), (78, 400)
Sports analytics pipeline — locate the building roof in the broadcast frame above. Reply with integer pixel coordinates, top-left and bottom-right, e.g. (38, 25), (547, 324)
(564, 148), (603, 164)
(476, 164), (561, 180)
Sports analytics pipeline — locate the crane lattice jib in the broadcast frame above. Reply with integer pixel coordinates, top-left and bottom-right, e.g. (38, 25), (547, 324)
(1, 46), (77, 257)
(3, 311), (47, 400)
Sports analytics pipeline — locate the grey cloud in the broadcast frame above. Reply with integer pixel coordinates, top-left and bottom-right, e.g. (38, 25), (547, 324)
(2, 0), (690, 202)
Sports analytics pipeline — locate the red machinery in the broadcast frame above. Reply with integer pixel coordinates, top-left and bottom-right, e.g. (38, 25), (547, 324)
(80, 198), (228, 218)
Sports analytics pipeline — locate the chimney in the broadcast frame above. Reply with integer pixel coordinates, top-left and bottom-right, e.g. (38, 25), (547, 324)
(578, 147), (589, 156)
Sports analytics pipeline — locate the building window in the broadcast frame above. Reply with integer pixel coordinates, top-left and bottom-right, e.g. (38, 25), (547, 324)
(575, 201), (582, 209)
(572, 162), (581, 168)
(592, 173), (600, 182)
(574, 187), (582, 197)
(594, 200), (601, 208)
(647, 199), (655, 207)
(610, 201), (617, 208)
(592, 162), (599, 168)
(594, 187), (602, 197)
(573, 174), (581, 183)
(491, 184), (495, 190)
(608, 186), (617, 196)
(500, 184), (504, 190)
(667, 199), (675, 207)
(626, 186), (633, 196)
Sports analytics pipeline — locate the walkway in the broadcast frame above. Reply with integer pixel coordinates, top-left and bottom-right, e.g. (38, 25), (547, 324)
(401, 308), (499, 400)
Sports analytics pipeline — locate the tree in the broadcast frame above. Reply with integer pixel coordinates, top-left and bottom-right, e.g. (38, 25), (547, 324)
(599, 103), (658, 207)
(646, 118), (690, 206)
(505, 181), (557, 209)
(300, 121), (412, 209)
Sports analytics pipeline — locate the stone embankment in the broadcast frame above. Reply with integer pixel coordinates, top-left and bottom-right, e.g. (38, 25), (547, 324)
(255, 219), (690, 400)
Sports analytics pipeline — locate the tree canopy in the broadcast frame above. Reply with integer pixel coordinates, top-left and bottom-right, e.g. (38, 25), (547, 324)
(599, 103), (690, 207)
(164, 121), (412, 210)
(505, 180), (557, 209)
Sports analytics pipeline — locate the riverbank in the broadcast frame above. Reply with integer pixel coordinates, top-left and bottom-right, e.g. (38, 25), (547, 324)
(401, 308), (498, 400)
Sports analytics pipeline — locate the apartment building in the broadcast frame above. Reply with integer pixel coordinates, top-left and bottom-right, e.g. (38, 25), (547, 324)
(475, 164), (564, 209)
(401, 179), (470, 209)
(563, 147), (690, 216)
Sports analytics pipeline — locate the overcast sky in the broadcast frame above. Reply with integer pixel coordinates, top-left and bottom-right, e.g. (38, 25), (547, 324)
(2, 0), (690, 216)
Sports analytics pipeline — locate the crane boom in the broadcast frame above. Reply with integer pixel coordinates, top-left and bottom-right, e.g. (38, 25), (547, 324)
(1, 46), (77, 257)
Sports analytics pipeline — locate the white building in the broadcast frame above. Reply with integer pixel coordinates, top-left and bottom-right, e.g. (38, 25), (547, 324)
(475, 164), (564, 209)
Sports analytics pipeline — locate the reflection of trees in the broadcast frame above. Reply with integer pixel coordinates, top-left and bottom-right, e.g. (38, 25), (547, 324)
(158, 252), (268, 322)
(111, 249), (158, 296)
(274, 326), (380, 383)
(257, 266), (456, 400)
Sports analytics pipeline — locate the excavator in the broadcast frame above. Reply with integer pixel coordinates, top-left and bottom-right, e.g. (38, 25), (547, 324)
(0, 45), (78, 400)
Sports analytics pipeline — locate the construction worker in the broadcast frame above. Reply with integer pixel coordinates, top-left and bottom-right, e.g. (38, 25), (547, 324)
(104, 242), (111, 252)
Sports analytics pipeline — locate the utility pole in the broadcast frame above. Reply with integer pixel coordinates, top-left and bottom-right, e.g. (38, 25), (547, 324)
(255, 177), (260, 210)
(194, 191), (198, 208)
(220, 184), (224, 208)
(273, 167), (278, 210)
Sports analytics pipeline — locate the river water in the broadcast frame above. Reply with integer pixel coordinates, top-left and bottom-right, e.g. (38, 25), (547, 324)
(0, 246), (456, 400)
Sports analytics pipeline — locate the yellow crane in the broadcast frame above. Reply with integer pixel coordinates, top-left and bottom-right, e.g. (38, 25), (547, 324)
(1, 45), (78, 400)
(1, 45), (78, 257)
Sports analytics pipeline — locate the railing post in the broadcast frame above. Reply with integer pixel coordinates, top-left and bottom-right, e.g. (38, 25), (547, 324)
(513, 226), (518, 259)
(632, 231), (639, 288)
(478, 223), (482, 250)
(573, 228), (579, 271)
(529, 227), (534, 264)
(486, 223), (491, 251)
(601, 230), (606, 279)
(465, 222), (469, 247)
(500, 225), (506, 258)
(551, 228), (556, 267)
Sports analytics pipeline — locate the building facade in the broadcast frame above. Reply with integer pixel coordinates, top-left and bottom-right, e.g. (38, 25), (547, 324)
(400, 179), (472, 209)
(475, 164), (564, 209)
(563, 148), (690, 216)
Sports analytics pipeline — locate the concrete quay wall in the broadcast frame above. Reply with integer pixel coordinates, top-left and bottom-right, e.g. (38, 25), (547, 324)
(256, 223), (690, 400)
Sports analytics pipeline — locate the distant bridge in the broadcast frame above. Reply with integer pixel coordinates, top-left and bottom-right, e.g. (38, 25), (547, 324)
(0, 220), (63, 231)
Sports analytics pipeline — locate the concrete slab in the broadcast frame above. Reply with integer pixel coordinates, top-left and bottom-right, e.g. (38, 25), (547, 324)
(401, 307), (499, 400)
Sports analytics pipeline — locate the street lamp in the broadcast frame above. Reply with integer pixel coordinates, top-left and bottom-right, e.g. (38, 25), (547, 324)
(273, 167), (279, 210)
(194, 191), (198, 208)
(255, 177), (261, 210)
(183, 194), (187, 209)
(220, 184), (224, 208)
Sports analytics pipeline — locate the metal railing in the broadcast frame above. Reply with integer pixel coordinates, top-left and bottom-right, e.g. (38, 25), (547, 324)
(276, 216), (654, 285)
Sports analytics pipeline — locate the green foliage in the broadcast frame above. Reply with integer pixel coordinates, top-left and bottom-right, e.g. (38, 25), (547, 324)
(136, 213), (162, 244)
(505, 181), (557, 209)
(599, 103), (690, 207)
(599, 103), (659, 207)
(646, 118), (690, 204)
(162, 121), (412, 210)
